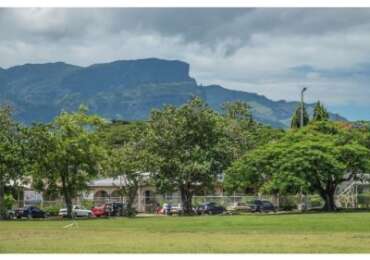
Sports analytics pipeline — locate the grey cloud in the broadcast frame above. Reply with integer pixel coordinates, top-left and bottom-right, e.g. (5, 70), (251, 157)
(1, 8), (370, 119)
(4, 8), (370, 52)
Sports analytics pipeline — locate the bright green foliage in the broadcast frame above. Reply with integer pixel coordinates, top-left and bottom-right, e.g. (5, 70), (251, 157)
(148, 97), (224, 214)
(29, 106), (107, 218)
(225, 121), (370, 211)
(312, 101), (329, 121)
(291, 104), (309, 128)
(0, 105), (27, 219)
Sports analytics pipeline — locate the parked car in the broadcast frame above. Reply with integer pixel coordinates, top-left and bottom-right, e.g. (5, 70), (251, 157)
(110, 202), (129, 216)
(3, 209), (16, 220)
(91, 203), (128, 217)
(158, 203), (184, 215)
(249, 200), (275, 212)
(226, 202), (251, 213)
(91, 204), (111, 217)
(59, 205), (93, 218)
(195, 202), (225, 215)
(15, 206), (48, 219)
(159, 203), (172, 215)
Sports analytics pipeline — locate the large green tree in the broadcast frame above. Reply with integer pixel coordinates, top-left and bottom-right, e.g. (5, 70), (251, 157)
(148, 97), (224, 214)
(225, 121), (370, 211)
(29, 106), (107, 218)
(0, 106), (28, 219)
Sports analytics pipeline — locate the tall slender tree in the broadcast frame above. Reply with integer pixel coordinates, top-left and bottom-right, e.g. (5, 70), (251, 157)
(312, 101), (329, 121)
(291, 104), (309, 128)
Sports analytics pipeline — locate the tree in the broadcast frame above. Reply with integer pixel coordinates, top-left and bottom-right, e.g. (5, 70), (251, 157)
(218, 101), (284, 188)
(29, 106), (107, 218)
(148, 97), (223, 214)
(291, 104), (309, 128)
(225, 121), (370, 211)
(312, 101), (329, 122)
(222, 101), (253, 122)
(0, 105), (27, 219)
(104, 121), (152, 217)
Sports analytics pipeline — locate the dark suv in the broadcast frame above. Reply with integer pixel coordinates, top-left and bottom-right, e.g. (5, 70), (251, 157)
(15, 206), (48, 219)
(249, 200), (275, 213)
(196, 202), (225, 215)
(110, 202), (129, 216)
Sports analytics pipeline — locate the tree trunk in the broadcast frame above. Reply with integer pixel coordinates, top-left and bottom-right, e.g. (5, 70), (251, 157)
(61, 175), (73, 218)
(125, 186), (138, 217)
(0, 181), (5, 220)
(321, 190), (337, 211)
(65, 193), (73, 218)
(180, 185), (194, 215)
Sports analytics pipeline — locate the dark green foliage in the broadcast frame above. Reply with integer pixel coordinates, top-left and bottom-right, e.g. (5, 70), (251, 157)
(312, 101), (329, 121)
(291, 104), (310, 128)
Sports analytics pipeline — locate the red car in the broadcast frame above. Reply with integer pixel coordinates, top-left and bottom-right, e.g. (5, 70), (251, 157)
(91, 204), (111, 217)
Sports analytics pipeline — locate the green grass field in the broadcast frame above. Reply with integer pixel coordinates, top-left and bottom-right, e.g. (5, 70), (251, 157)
(1, 212), (370, 253)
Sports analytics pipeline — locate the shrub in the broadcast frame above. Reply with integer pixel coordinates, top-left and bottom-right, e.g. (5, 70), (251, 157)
(81, 200), (95, 209)
(358, 193), (370, 208)
(309, 196), (323, 208)
(279, 196), (298, 211)
(42, 206), (60, 216)
(4, 194), (16, 209)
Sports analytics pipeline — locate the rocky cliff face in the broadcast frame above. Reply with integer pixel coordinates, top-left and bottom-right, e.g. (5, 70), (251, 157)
(0, 58), (345, 127)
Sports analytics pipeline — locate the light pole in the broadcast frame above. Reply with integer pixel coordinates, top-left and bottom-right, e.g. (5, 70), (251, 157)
(300, 87), (307, 128)
(299, 87), (308, 210)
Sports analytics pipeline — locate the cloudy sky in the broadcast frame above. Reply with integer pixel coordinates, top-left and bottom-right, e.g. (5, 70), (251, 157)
(0, 8), (370, 120)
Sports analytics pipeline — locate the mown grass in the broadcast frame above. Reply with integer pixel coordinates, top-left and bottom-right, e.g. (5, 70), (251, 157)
(1, 212), (370, 253)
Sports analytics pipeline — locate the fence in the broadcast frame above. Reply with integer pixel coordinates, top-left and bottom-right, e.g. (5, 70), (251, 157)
(15, 193), (370, 214)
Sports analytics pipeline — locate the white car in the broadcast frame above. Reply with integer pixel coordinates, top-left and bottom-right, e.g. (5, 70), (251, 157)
(226, 202), (251, 213)
(59, 205), (93, 218)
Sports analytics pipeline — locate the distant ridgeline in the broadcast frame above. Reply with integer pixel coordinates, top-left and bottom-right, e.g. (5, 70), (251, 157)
(0, 58), (345, 128)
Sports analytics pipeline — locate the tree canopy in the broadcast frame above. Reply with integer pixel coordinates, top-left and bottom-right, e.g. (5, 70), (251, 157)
(225, 121), (370, 211)
(29, 106), (108, 218)
(147, 97), (226, 214)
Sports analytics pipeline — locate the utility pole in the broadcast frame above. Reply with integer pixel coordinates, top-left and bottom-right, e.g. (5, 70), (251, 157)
(300, 87), (307, 128)
(300, 87), (308, 210)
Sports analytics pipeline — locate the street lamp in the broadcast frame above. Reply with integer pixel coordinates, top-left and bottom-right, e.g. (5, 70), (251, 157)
(300, 87), (308, 211)
(300, 87), (307, 128)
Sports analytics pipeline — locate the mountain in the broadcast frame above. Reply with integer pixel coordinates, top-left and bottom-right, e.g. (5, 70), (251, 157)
(0, 58), (345, 127)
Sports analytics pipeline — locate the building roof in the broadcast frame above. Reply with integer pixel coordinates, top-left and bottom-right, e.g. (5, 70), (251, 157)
(87, 173), (151, 187)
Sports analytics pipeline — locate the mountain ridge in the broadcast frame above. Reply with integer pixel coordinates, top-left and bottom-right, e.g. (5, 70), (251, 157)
(0, 58), (346, 127)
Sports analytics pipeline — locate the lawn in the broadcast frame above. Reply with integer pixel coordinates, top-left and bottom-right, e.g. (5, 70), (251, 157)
(1, 212), (370, 253)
